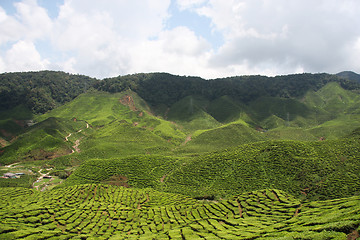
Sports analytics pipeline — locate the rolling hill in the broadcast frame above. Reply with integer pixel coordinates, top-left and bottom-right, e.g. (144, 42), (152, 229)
(1, 70), (360, 239)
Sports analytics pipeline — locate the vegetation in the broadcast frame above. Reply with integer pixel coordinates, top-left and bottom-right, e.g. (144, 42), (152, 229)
(0, 71), (96, 113)
(0, 185), (359, 239)
(1, 70), (360, 238)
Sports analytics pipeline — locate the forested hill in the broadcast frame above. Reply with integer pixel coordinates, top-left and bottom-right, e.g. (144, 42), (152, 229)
(1, 71), (360, 114)
(0, 71), (96, 113)
(337, 71), (360, 83)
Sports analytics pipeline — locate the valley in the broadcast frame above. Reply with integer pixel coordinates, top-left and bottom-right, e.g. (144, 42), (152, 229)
(1, 71), (360, 239)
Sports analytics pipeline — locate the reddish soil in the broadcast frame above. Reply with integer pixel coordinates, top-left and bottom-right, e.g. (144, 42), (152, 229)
(347, 230), (360, 240)
(73, 139), (81, 153)
(13, 119), (26, 127)
(293, 204), (302, 217)
(0, 138), (8, 148)
(182, 135), (192, 145)
(236, 199), (243, 218)
(160, 174), (167, 183)
(300, 187), (310, 196)
(0, 129), (12, 138)
(120, 95), (138, 111)
(272, 190), (280, 201)
(104, 175), (130, 188)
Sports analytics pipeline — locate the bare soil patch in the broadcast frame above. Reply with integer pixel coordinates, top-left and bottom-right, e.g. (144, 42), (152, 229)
(103, 175), (130, 188)
(120, 95), (138, 111)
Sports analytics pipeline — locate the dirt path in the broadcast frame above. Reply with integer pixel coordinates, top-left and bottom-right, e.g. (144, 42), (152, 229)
(73, 139), (81, 153)
(181, 135), (192, 146)
(33, 168), (52, 190)
(64, 123), (89, 153)
(160, 174), (167, 183)
(5, 162), (19, 168)
(65, 133), (72, 141)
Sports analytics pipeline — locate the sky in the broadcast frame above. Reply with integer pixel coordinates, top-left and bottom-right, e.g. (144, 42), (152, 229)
(0, 0), (359, 79)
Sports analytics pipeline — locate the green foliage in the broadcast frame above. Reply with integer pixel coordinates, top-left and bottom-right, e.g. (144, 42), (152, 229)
(0, 175), (37, 188)
(0, 185), (359, 239)
(64, 155), (181, 189)
(2, 71), (360, 239)
(0, 117), (85, 165)
(177, 122), (266, 153)
(0, 71), (96, 114)
(165, 136), (360, 200)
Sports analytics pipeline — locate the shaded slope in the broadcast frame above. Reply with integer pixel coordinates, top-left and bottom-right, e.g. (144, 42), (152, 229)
(167, 95), (221, 132)
(206, 95), (250, 123)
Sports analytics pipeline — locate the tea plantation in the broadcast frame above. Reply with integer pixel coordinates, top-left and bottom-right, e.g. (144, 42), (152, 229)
(2, 71), (360, 239)
(0, 184), (359, 239)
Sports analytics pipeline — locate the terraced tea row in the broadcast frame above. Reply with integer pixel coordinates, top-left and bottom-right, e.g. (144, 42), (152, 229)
(0, 184), (359, 239)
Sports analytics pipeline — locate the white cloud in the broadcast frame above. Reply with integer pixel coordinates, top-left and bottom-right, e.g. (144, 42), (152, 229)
(0, 6), (24, 44)
(176, 0), (207, 11)
(128, 26), (212, 76)
(49, 0), (172, 78)
(4, 40), (49, 72)
(193, 0), (360, 75)
(0, 0), (359, 78)
(14, 0), (52, 40)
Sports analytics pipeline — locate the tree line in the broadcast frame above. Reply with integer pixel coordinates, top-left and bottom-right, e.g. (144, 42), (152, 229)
(1, 70), (359, 114)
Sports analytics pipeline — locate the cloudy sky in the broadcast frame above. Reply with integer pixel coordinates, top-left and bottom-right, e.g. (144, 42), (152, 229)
(0, 0), (359, 79)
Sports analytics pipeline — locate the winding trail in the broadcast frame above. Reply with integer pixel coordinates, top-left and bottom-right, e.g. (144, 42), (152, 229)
(33, 168), (52, 190)
(64, 122), (89, 154)
(5, 162), (19, 168)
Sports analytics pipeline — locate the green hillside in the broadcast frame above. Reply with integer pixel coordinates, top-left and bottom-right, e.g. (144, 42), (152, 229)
(177, 121), (266, 154)
(0, 117), (86, 165)
(167, 95), (221, 132)
(1, 71), (360, 239)
(165, 131), (360, 200)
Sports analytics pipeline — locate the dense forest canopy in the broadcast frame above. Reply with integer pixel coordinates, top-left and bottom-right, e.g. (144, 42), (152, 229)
(95, 72), (360, 107)
(1, 70), (360, 114)
(0, 71), (96, 114)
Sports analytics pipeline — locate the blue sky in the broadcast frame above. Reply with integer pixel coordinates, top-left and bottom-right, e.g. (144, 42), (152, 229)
(0, 0), (359, 79)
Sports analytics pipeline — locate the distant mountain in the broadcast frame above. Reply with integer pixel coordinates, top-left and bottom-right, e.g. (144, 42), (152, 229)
(336, 71), (360, 83)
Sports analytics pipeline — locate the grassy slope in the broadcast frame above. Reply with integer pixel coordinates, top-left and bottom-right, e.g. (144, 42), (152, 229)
(35, 90), (124, 127)
(0, 117), (85, 165)
(176, 120), (266, 154)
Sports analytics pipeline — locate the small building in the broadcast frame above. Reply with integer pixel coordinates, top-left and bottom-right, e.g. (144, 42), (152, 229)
(15, 173), (25, 176)
(43, 175), (52, 179)
(4, 173), (17, 178)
